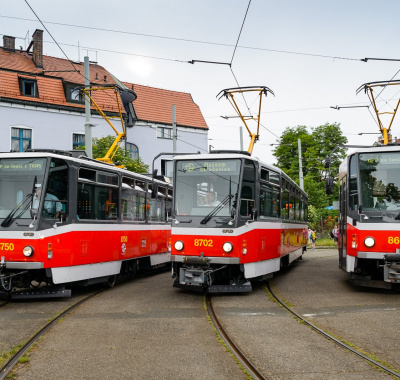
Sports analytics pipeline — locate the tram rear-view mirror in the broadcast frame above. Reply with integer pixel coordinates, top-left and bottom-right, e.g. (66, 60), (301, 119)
(30, 208), (38, 219)
(326, 177), (334, 195)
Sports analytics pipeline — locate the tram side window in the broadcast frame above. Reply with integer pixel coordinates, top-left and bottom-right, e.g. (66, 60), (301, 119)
(240, 160), (256, 217)
(349, 156), (358, 211)
(43, 158), (69, 218)
(295, 195), (300, 221)
(259, 184), (279, 218)
(148, 184), (166, 222)
(121, 177), (146, 222)
(281, 179), (288, 220)
(289, 191), (295, 221)
(77, 168), (119, 220)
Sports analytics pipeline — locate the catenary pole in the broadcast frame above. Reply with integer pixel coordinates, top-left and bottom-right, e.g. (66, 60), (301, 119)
(84, 56), (93, 158)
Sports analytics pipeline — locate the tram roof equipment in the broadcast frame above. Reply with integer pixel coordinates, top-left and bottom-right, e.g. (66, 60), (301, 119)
(217, 86), (274, 155)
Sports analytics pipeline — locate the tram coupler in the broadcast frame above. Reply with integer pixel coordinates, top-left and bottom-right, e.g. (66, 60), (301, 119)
(383, 253), (400, 283)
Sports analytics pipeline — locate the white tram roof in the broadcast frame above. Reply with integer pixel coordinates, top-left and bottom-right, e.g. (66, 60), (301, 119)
(346, 144), (400, 155)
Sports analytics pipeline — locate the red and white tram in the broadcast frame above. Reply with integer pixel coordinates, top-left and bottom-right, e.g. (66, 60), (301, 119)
(328, 145), (400, 288)
(0, 150), (172, 298)
(170, 151), (308, 292)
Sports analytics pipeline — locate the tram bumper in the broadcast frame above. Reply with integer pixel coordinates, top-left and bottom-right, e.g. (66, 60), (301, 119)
(383, 253), (400, 282)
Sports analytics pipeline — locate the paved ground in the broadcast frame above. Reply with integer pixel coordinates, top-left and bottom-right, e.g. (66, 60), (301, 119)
(15, 273), (245, 380)
(211, 249), (395, 379)
(7, 249), (400, 379)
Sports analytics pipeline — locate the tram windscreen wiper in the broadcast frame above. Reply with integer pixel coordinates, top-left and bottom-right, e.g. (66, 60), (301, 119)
(200, 194), (233, 225)
(1, 177), (37, 228)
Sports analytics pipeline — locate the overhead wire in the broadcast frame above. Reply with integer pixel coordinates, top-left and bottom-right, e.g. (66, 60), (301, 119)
(23, 1), (208, 155)
(0, 14), (366, 62)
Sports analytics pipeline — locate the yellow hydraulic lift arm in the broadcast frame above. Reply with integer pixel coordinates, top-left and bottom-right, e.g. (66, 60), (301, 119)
(81, 84), (137, 166)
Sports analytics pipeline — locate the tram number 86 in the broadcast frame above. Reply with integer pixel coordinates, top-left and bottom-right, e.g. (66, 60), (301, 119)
(194, 239), (213, 247)
(388, 236), (400, 244)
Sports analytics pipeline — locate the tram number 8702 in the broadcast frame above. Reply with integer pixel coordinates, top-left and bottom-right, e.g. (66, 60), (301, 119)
(194, 239), (213, 247)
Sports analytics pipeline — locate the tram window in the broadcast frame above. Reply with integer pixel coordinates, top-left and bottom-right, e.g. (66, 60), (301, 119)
(77, 183), (118, 220)
(261, 169), (269, 181)
(240, 160), (256, 217)
(270, 172), (280, 185)
(136, 179), (146, 192)
(281, 183), (289, 220)
(97, 171), (118, 186)
(121, 177), (146, 222)
(295, 196), (300, 221)
(148, 184), (166, 222)
(289, 193), (295, 220)
(259, 184), (279, 218)
(43, 158), (69, 219)
(79, 168), (96, 182)
(349, 155), (358, 211)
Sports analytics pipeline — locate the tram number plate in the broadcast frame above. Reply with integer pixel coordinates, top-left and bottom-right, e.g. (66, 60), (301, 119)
(0, 243), (14, 251)
(194, 239), (213, 247)
(388, 237), (400, 244)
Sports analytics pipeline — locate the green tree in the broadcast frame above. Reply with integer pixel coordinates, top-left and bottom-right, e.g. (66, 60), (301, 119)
(78, 135), (149, 173)
(272, 122), (347, 210)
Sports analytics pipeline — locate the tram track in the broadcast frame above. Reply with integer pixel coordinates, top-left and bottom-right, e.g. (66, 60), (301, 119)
(0, 289), (104, 380)
(266, 282), (400, 379)
(205, 295), (267, 380)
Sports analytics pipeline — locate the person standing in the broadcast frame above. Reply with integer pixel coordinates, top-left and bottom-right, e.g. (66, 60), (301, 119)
(311, 229), (317, 250)
(332, 225), (339, 248)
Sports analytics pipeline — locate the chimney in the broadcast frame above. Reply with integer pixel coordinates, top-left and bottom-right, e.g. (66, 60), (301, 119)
(32, 29), (43, 68)
(3, 35), (15, 51)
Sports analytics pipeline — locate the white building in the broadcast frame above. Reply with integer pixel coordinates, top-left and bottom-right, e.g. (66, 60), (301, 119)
(0, 29), (208, 175)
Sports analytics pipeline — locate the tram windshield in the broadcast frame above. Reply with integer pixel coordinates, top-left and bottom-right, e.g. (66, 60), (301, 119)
(0, 158), (46, 220)
(359, 152), (400, 212)
(174, 159), (241, 217)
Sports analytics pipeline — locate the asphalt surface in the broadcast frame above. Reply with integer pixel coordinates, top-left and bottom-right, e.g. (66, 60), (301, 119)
(15, 273), (244, 380)
(6, 249), (400, 379)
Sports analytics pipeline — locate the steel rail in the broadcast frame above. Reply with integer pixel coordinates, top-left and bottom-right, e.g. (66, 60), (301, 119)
(205, 295), (267, 380)
(0, 290), (103, 380)
(266, 282), (400, 379)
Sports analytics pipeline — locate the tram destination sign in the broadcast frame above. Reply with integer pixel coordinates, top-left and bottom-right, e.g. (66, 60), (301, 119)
(0, 159), (45, 172)
(179, 160), (240, 175)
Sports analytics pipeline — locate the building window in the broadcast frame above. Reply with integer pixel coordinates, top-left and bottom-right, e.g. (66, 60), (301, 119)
(11, 127), (31, 152)
(157, 127), (172, 139)
(73, 133), (85, 150)
(20, 78), (38, 97)
(126, 142), (139, 160)
(65, 83), (84, 104)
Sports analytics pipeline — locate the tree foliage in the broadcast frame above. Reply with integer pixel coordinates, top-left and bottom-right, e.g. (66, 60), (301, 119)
(78, 135), (149, 173)
(272, 123), (347, 212)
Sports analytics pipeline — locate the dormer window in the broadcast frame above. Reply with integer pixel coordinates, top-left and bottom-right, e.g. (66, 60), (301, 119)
(65, 83), (84, 104)
(20, 78), (38, 97)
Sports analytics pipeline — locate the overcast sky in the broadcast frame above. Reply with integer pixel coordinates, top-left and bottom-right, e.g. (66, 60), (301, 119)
(2, 0), (400, 163)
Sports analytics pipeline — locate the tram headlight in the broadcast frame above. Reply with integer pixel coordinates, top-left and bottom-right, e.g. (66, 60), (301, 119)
(174, 241), (184, 251)
(222, 242), (233, 253)
(364, 237), (375, 248)
(23, 246), (34, 257)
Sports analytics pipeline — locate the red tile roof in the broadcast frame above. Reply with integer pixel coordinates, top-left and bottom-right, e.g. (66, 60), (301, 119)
(125, 83), (208, 129)
(0, 48), (208, 129)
